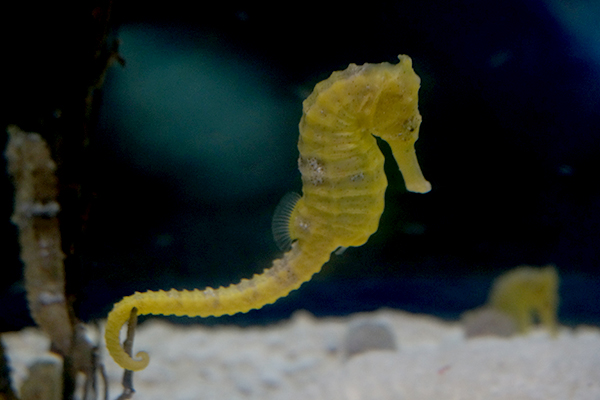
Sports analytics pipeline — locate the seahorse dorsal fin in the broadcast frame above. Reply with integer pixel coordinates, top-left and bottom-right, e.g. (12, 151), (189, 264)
(272, 192), (301, 251)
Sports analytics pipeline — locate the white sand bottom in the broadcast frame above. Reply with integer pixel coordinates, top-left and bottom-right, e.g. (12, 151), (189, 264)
(4, 309), (600, 400)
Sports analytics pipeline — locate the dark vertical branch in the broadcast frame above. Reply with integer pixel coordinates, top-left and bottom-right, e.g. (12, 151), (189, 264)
(116, 307), (138, 400)
(0, 338), (18, 400)
(99, 362), (109, 400)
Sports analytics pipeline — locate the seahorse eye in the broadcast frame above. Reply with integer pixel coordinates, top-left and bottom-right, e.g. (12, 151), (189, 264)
(401, 115), (423, 138)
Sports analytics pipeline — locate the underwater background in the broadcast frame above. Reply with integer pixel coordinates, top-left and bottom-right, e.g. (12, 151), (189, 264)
(2, 0), (599, 330)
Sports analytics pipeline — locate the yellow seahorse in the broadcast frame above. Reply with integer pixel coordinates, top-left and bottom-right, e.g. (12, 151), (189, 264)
(488, 265), (559, 335)
(104, 54), (431, 371)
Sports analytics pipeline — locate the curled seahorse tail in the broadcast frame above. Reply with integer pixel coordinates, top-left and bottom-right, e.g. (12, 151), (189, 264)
(104, 295), (150, 371)
(105, 241), (332, 371)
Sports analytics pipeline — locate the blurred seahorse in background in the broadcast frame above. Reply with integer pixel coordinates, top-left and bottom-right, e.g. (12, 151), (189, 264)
(105, 54), (431, 371)
(488, 265), (559, 335)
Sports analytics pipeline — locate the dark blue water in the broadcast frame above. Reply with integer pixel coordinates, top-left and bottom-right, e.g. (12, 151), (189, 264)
(2, 0), (599, 332)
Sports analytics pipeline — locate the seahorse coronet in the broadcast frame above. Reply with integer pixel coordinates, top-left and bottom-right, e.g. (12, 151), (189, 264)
(104, 54), (430, 371)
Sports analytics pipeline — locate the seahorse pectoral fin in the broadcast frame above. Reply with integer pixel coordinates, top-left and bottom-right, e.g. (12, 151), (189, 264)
(388, 141), (431, 193)
(272, 192), (302, 251)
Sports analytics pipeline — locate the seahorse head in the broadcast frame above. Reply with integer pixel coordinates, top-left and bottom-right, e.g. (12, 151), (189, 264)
(303, 55), (422, 144)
